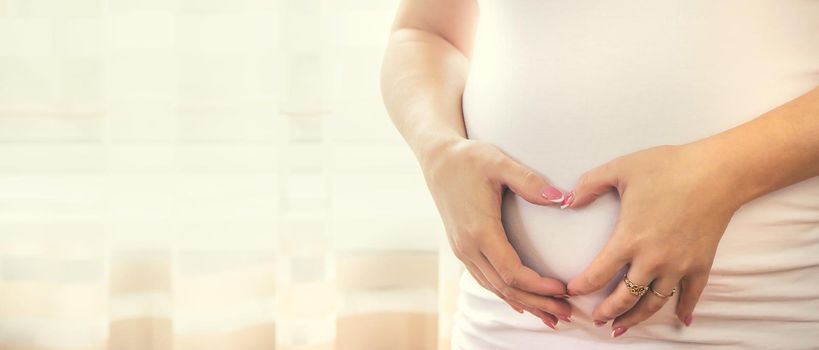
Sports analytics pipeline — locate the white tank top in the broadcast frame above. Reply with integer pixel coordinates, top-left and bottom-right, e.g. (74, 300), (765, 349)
(454, 1), (819, 349)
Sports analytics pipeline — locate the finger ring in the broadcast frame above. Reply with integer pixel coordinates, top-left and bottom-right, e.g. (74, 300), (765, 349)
(623, 274), (648, 297)
(649, 286), (677, 299)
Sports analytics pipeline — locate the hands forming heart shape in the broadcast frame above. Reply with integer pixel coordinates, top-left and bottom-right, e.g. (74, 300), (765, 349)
(421, 138), (743, 335)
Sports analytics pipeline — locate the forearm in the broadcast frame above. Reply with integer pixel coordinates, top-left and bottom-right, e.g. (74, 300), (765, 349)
(694, 86), (819, 207)
(380, 28), (470, 168)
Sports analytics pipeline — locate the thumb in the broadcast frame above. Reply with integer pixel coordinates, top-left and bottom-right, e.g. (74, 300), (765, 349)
(494, 157), (565, 206)
(565, 162), (619, 209)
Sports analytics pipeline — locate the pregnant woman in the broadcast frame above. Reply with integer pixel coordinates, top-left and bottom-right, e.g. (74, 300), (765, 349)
(381, 0), (819, 348)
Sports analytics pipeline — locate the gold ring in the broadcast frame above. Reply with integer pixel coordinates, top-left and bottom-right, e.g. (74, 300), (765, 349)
(649, 286), (677, 299)
(623, 275), (648, 297)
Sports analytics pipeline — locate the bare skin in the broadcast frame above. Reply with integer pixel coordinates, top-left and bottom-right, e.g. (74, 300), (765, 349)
(380, 0), (819, 336)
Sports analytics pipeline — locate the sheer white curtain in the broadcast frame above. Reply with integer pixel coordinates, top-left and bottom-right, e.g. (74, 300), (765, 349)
(0, 0), (463, 349)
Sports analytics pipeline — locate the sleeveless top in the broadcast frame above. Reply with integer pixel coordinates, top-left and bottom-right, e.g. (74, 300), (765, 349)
(454, 1), (819, 349)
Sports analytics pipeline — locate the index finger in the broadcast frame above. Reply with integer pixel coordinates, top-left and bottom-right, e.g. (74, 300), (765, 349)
(567, 222), (631, 296)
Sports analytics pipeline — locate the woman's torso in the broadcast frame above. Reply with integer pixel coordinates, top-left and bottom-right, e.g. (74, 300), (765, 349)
(456, 0), (819, 348)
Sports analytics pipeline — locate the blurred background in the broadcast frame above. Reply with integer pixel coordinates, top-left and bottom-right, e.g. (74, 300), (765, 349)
(0, 0), (463, 349)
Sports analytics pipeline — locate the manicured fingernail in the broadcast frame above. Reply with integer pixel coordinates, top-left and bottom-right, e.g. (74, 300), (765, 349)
(544, 319), (559, 330)
(594, 320), (606, 327)
(560, 191), (576, 209)
(541, 186), (564, 203)
(612, 327), (627, 338)
(684, 314), (693, 327)
(558, 315), (573, 323)
(513, 307), (524, 314)
(567, 289), (578, 296)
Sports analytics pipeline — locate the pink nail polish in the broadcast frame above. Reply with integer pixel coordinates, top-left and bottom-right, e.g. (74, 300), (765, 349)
(541, 186), (564, 203)
(684, 315), (693, 327)
(594, 320), (606, 327)
(612, 327), (627, 338)
(558, 315), (573, 323)
(544, 319), (559, 330)
(560, 191), (575, 209)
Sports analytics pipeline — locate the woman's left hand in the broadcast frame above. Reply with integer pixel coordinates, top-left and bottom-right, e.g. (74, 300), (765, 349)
(562, 142), (745, 337)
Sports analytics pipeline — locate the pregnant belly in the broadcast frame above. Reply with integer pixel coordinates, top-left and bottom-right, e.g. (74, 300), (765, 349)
(456, 0), (819, 339)
(460, 50), (817, 328)
(461, 90), (818, 328)
(459, 0), (819, 326)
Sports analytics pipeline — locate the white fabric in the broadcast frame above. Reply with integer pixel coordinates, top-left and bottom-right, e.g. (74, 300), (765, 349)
(0, 1), (447, 349)
(454, 0), (819, 349)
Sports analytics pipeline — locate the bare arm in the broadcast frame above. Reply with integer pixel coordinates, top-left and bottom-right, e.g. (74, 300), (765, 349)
(702, 86), (819, 206)
(380, 0), (575, 327)
(380, 0), (478, 167)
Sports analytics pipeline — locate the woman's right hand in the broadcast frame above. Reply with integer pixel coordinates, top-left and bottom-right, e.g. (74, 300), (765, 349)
(419, 137), (574, 328)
